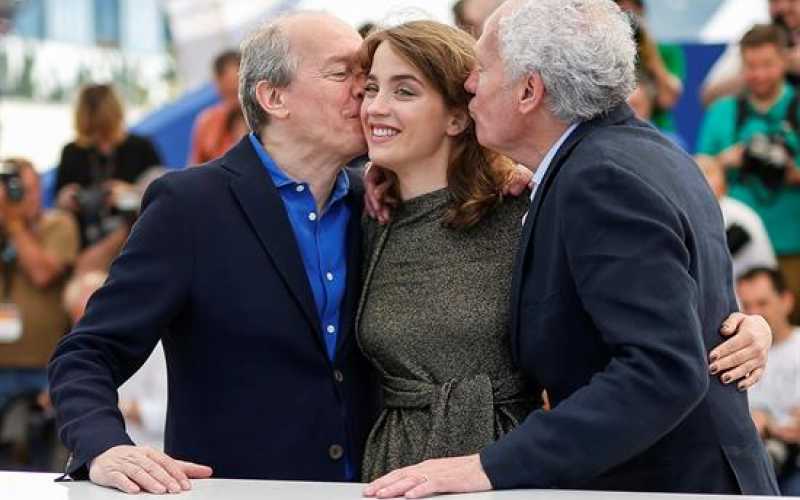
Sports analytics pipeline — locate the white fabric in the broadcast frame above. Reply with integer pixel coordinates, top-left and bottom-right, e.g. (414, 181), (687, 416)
(118, 342), (168, 449)
(720, 196), (777, 278)
(749, 327), (800, 426)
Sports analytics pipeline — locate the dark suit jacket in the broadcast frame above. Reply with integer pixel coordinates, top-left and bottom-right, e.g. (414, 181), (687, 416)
(48, 137), (380, 480)
(480, 104), (779, 495)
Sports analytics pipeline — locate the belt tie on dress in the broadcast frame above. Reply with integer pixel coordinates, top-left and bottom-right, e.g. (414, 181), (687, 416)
(380, 372), (533, 459)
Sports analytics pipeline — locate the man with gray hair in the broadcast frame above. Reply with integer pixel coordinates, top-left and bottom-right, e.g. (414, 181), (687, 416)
(363, 0), (780, 497)
(48, 11), (379, 495)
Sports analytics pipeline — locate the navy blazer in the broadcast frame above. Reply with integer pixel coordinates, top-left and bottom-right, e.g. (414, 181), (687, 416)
(480, 104), (779, 494)
(48, 138), (380, 480)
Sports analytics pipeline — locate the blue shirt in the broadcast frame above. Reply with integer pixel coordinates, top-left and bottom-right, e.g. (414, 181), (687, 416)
(249, 133), (354, 479)
(248, 133), (350, 361)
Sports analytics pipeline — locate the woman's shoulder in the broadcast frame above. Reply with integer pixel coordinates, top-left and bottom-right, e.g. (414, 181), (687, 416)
(483, 192), (530, 228)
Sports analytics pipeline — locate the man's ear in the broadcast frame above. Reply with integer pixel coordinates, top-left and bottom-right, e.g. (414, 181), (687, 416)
(446, 108), (471, 137)
(519, 73), (544, 115)
(255, 81), (290, 120)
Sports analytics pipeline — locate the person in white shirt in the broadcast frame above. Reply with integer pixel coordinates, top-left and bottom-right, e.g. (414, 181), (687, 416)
(696, 154), (777, 278)
(738, 267), (800, 496)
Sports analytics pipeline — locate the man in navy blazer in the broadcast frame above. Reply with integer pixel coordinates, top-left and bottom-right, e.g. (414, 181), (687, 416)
(361, 0), (779, 497)
(47, 12), (379, 494)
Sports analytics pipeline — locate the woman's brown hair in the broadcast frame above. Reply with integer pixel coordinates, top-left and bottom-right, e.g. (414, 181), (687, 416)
(359, 20), (513, 229)
(74, 84), (126, 147)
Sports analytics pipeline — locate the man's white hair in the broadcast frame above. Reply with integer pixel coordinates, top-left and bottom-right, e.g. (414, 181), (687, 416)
(495, 0), (637, 122)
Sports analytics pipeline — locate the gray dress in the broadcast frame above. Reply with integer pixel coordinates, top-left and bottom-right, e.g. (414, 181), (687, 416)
(356, 188), (540, 481)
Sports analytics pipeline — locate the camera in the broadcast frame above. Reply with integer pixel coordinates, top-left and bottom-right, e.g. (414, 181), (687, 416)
(0, 160), (25, 203)
(73, 185), (142, 246)
(741, 133), (790, 191)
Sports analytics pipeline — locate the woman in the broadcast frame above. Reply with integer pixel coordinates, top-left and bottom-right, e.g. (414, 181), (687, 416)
(356, 20), (533, 481)
(55, 84), (162, 271)
(356, 20), (771, 484)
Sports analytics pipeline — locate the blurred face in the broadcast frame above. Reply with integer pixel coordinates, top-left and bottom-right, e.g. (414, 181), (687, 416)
(216, 62), (240, 104)
(465, 25), (521, 156)
(742, 43), (787, 100)
(461, 0), (501, 37)
(361, 42), (461, 174)
(281, 16), (366, 161)
(738, 274), (794, 333)
(781, 0), (800, 30)
(770, 0), (791, 23)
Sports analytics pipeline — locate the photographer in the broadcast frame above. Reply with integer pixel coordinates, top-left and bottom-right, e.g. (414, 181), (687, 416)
(615, 0), (684, 134)
(0, 158), (79, 410)
(703, 0), (800, 107)
(698, 24), (800, 322)
(55, 84), (161, 273)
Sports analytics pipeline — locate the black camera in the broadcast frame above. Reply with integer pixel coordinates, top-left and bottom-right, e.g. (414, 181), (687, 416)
(741, 133), (790, 191)
(0, 160), (25, 203)
(73, 185), (141, 246)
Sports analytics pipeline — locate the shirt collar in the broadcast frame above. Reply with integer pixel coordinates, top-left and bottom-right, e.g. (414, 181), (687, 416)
(248, 132), (351, 203)
(531, 122), (580, 190)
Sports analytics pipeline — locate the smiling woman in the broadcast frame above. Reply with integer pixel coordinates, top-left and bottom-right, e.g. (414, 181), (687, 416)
(353, 20), (535, 483)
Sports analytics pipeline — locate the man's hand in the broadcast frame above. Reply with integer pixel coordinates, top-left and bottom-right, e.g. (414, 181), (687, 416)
(89, 445), (212, 494)
(56, 183), (81, 212)
(709, 312), (771, 391)
(717, 144), (745, 170)
(502, 163), (533, 196)
(363, 162), (396, 225)
(363, 454), (491, 499)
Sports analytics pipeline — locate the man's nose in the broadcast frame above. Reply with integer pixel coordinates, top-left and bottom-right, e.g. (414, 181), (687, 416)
(352, 72), (366, 100)
(464, 70), (476, 94)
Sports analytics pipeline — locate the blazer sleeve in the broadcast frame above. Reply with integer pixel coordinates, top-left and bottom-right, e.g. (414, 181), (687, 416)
(48, 174), (193, 477)
(480, 161), (710, 488)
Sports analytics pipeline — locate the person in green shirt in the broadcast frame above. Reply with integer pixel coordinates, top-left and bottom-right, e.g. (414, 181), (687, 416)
(615, 0), (685, 134)
(698, 23), (800, 323)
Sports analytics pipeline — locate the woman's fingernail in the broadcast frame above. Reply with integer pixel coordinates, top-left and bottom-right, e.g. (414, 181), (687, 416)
(722, 374), (731, 384)
(709, 352), (719, 362)
(709, 364), (719, 375)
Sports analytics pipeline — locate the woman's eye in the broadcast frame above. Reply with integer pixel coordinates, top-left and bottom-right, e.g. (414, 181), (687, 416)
(396, 88), (415, 97)
(364, 84), (378, 94)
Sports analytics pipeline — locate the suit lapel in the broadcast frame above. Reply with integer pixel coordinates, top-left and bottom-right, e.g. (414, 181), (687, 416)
(509, 104), (635, 353)
(223, 138), (324, 352)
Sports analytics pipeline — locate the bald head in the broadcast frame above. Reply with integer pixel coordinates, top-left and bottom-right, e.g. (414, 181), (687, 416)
(239, 11), (361, 133)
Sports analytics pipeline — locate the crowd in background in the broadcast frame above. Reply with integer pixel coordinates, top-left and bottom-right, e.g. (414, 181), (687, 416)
(0, 0), (799, 493)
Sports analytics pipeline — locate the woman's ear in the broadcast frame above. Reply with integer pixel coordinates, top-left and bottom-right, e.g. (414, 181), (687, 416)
(256, 81), (290, 120)
(446, 108), (471, 137)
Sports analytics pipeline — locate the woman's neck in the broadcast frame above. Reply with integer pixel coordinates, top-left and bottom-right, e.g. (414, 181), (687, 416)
(393, 150), (450, 201)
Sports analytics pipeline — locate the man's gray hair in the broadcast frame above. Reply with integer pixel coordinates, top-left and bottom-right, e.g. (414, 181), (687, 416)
(496, 0), (637, 122)
(238, 16), (301, 132)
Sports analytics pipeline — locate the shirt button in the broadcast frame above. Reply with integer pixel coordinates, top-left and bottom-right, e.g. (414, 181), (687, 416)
(329, 444), (344, 461)
(308, 212), (317, 221)
(296, 184), (305, 192)
(333, 370), (344, 383)
(326, 325), (336, 334)
(326, 272), (334, 281)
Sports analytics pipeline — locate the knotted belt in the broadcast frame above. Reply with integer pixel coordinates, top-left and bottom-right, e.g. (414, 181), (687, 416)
(379, 372), (534, 460)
